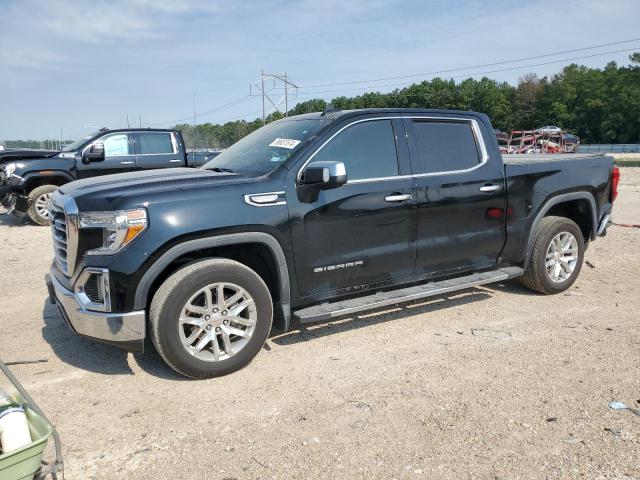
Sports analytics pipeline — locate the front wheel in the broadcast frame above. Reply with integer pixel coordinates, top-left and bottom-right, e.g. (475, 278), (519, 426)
(150, 258), (273, 379)
(520, 216), (585, 294)
(27, 185), (58, 225)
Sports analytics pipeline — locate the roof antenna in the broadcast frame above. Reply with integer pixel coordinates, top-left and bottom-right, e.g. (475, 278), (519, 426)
(321, 104), (341, 116)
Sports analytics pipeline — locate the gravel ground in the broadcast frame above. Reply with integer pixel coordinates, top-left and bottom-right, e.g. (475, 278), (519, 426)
(1, 169), (639, 479)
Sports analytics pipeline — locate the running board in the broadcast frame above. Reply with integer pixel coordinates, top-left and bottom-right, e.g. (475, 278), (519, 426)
(293, 267), (524, 324)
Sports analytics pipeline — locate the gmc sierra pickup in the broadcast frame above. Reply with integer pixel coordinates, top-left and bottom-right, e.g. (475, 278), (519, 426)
(44, 108), (618, 379)
(0, 128), (206, 225)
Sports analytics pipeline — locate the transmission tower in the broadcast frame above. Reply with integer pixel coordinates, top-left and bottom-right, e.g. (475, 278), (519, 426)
(251, 70), (298, 124)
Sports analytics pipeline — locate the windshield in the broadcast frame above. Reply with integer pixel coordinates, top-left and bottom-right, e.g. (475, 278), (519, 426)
(202, 119), (326, 177)
(61, 130), (102, 152)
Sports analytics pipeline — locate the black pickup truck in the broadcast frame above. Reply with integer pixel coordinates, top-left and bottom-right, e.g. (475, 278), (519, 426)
(0, 128), (210, 225)
(44, 108), (619, 379)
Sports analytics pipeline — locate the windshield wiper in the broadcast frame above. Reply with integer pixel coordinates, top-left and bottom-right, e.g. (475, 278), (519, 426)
(210, 167), (237, 174)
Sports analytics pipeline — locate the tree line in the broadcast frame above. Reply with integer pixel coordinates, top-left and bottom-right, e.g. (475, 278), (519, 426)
(4, 54), (639, 150)
(179, 53), (640, 149)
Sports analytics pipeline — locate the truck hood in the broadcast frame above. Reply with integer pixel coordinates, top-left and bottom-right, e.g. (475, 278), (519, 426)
(59, 168), (246, 207)
(0, 149), (60, 162)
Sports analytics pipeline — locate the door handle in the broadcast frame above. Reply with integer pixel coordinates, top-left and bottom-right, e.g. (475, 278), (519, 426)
(479, 184), (502, 193)
(169, 159), (182, 163)
(120, 161), (134, 165)
(384, 193), (413, 202)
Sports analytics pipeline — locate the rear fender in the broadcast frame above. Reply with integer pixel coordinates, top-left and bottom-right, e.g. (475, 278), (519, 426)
(524, 192), (597, 268)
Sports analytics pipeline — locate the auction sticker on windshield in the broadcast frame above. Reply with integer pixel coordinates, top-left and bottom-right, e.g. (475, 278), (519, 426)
(269, 138), (301, 149)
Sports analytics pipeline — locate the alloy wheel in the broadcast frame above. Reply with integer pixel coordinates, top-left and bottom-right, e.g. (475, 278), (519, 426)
(178, 282), (257, 362)
(545, 231), (579, 283)
(34, 192), (53, 220)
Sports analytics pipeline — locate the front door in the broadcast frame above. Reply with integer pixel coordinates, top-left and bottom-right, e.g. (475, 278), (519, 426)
(404, 116), (507, 276)
(288, 118), (416, 299)
(76, 132), (136, 178)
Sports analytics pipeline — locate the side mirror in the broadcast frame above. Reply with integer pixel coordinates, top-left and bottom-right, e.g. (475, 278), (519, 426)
(300, 161), (347, 190)
(83, 143), (105, 163)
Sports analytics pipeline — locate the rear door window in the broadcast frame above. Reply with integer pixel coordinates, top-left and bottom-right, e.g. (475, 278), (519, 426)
(138, 132), (175, 155)
(313, 120), (399, 181)
(411, 120), (481, 174)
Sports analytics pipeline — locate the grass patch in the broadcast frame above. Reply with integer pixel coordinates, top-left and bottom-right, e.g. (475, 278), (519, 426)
(615, 159), (640, 167)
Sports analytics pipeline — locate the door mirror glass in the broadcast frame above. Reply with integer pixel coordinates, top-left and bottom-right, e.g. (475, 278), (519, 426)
(300, 161), (347, 189)
(83, 142), (105, 163)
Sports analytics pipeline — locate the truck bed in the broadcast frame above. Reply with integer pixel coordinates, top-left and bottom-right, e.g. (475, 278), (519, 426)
(502, 153), (612, 165)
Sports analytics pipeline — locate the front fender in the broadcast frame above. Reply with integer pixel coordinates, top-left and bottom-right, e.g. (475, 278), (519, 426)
(132, 232), (292, 329)
(21, 170), (74, 191)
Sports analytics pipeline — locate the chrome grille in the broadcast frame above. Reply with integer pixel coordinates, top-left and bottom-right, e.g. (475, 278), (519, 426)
(49, 201), (68, 274)
(49, 191), (79, 276)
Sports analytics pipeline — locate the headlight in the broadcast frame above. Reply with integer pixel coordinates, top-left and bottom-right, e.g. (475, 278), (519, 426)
(80, 208), (147, 255)
(3, 163), (16, 176)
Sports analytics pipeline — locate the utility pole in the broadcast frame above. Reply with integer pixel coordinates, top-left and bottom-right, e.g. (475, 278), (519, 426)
(253, 71), (298, 124)
(284, 72), (288, 116)
(261, 69), (266, 125)
(126, 114), (130, 128)
(193, 92), (197, 150)
(139, 114), (142, 128)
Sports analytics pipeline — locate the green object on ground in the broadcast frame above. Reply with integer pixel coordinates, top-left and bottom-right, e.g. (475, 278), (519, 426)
(0, 401), (53, 480)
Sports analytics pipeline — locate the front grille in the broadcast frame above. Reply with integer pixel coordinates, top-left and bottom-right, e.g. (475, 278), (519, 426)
(49, 201), (69, 274)
(49, 192), (79, 277)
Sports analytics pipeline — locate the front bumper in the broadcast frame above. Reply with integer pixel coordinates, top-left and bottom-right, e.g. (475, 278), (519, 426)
(0, 185), (15, 212)
(0, 177), (28, 214)
(46, 270), (146, 352)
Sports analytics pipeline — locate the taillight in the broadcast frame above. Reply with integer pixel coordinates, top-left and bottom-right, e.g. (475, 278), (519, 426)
(611, 166), (620, 202)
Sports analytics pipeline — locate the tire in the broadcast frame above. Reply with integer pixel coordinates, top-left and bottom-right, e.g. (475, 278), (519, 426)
(27, 185), (58, 226)
(520, 216), (585, 294)
(150, 258), (273, 379)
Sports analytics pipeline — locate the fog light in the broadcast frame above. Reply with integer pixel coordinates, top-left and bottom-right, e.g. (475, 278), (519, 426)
(74, 268), (111, 312)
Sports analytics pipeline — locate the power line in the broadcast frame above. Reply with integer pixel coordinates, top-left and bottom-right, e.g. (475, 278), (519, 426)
(149, 95), (254, 126)
(297, 37), (640, 90)
(152, 40), (639, 129)
(294, 47), (640, 97)
(327, 0), (599, 64)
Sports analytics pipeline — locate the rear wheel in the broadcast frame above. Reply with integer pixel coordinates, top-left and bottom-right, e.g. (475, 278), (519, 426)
(520, 216), (585, 294)
(27, 185), (58, 225)
(150, 258), (273, 379)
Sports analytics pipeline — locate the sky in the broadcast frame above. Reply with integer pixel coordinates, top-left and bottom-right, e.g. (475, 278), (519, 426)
(1, 0), (639, 140)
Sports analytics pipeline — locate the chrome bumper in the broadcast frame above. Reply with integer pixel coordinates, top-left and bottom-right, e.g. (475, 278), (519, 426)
(46, 270), (146, 350)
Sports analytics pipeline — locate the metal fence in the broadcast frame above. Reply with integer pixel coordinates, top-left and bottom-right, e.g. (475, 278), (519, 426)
(578, 144), (640, 153)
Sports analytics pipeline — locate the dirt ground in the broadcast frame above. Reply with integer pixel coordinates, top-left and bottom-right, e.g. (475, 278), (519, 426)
(0, 169), (639, 479)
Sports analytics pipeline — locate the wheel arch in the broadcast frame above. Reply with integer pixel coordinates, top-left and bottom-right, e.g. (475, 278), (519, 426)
(23, 172), (73, 192)
(524, 191), (597, 268)
(134, 232), (292, 330)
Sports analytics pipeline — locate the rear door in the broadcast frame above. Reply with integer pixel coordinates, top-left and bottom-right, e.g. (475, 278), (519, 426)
(134, 131), (183, 169)
(76, 132), (136, 178)
(287, 117), (417, 298)
(404, 115), (507, 277)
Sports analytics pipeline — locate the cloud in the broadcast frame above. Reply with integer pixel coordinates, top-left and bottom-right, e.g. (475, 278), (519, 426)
(0, 0), (221, 68)
(1, 0), (639, 138)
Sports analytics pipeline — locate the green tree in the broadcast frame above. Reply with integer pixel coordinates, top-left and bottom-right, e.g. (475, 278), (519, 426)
(167, 52), (640, 147)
